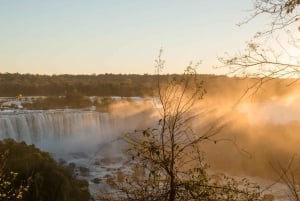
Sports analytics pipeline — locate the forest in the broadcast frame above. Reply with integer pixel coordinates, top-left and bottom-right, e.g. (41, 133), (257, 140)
(0, 73), (297, 99)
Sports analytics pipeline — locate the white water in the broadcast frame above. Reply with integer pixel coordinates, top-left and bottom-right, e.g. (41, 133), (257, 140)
(0, 102), (295, 200)
(0, 109), (156, 197)
(0, 110), (125, 197)
(0, 110), (118, 154)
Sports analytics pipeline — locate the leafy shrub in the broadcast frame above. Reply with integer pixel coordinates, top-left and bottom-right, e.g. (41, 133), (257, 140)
(0, 139), (91, 201)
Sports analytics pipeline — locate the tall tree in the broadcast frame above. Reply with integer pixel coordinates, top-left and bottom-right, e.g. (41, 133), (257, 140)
(99, 52), (264, 201)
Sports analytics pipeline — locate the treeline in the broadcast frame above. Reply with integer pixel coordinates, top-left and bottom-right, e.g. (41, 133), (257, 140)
(22, 93), (122, 111)
(0, 73), (298, 100)
(0, 73), (159, 97)
(0, 73), (223, 97)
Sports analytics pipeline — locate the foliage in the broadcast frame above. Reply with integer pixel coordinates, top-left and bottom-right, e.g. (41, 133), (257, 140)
(22, 93), (121, 111)
(23, 91), (92, 110)
(243, 0), (300, 33)
(219, 0), (300, 97)
(0, 139), (91, 201)
(0, 151), (29, 201)
(1, 73), (298, 105)
(0, 73), (257, 98)
(98, 54), (265, 201)
(0, 73), (157, 97)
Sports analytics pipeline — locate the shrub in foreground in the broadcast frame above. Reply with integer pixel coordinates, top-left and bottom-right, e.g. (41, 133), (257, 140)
(0, 139), (91, 201)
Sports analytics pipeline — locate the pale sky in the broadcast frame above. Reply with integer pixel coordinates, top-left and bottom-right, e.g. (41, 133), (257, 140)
(0, 1), (267, 74)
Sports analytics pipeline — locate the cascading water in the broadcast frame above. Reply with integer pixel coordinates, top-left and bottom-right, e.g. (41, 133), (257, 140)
(0, 110), (122, 197)
(0, 108), (156, 197)
(0, 98), (297, 200)
(0, 110), (118, 155)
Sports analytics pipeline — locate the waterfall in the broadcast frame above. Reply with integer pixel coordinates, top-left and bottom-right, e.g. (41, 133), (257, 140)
(0, 107), (157, 197)
(0, 110), (118, 155)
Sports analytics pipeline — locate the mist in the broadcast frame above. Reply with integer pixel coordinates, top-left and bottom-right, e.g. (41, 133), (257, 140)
(194, 82), (300, 180)
(104, 81), (300, 181)
(1, 80), (300, 198)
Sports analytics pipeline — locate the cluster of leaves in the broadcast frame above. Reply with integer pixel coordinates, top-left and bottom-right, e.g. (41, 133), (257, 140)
(243, 0), (300, 33)
(0, 151), (29, 201)
(0, 139), (91, 201)
(285, 0), (300, 13)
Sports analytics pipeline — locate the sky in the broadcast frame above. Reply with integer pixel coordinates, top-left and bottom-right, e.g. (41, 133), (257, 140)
(0, 1), (267, 75)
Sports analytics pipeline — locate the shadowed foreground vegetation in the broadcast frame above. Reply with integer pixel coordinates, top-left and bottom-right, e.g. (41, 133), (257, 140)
(0, 139), (91, 201)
